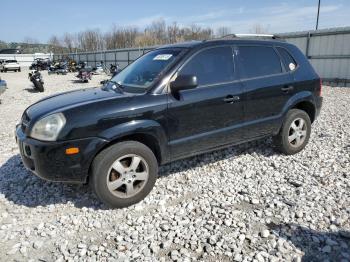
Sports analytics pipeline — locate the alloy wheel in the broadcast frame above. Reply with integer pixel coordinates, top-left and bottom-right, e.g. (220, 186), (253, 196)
(106, 154), (149, 198)
(288, 118), (307, 148)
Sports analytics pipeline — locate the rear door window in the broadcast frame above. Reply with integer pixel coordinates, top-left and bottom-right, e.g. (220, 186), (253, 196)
(179, 46), (235, 86)
(276, 47), (297, 71)
(238, 46), (282, 78)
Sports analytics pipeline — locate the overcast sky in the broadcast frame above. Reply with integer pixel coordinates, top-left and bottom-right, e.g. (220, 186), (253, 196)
(1, 0), (349, 43)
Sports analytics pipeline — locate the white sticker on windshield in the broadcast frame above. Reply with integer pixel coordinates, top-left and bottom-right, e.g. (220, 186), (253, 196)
(153, 54), (173, 61)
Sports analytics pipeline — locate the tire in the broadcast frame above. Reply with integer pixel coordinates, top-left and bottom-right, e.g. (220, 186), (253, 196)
(18, 68), (21, 72)
(90, 141), (158, 208)
(273, 109), (311, 155)
(34, 81), (44, 92)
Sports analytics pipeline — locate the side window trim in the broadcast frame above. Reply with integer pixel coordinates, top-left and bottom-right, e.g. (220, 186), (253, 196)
(236, 44), (288, 81)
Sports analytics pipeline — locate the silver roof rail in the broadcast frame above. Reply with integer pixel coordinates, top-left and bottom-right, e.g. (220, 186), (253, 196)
(218, 33), (282, 40)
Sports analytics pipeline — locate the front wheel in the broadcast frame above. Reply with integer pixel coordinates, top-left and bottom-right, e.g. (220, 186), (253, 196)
(34, 81), (44, 92)
(273, 109), (311, 155)
(90, 141), (158, 208)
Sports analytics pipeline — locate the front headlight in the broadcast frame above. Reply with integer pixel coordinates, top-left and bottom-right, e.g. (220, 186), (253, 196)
(30, 113), (66, 141)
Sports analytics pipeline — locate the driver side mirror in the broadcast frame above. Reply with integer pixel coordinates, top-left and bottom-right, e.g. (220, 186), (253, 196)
(170, 74), (198, 93)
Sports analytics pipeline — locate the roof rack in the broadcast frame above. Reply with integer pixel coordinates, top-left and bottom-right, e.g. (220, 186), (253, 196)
(217, 33), (283, 40)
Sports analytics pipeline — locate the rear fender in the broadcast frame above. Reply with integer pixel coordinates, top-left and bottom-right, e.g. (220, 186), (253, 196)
(275, 91), (316, 133)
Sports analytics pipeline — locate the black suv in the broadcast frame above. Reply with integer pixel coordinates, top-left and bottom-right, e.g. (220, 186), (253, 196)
(16, 37), (322, 208)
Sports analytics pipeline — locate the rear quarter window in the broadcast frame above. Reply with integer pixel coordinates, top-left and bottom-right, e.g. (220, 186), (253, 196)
(276, 47), (297, 71)
(238, 46), (282, 79)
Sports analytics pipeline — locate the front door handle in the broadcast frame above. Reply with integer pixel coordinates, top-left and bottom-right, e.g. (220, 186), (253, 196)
(281, 85), (294, 92)
(224, 95), (240, 103)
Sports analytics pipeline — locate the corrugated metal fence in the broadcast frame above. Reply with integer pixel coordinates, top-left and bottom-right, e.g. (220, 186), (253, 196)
(54, 27), (350, 86)
(53, 47), (154, 70)
(280, 27), (350, 86)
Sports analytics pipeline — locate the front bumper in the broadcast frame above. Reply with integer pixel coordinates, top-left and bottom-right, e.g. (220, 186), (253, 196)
(15, 125), (108, 183)
(4, 66), (20, 71)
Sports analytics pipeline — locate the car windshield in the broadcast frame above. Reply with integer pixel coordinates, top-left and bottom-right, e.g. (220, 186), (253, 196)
(6, 60), (17, 63)
(109, 48), (185, 93)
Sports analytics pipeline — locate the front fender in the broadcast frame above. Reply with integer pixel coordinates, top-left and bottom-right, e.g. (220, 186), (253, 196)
(98, 119), (169, 162)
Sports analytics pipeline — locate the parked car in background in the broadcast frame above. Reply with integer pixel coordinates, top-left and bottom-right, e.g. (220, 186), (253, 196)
(16, 35), (322, 208)
(1, 60), (21, 72)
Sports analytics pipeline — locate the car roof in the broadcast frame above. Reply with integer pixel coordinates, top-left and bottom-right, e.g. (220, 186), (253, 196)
(159, 38), (290, 50)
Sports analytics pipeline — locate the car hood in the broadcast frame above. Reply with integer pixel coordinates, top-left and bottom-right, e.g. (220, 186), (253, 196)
(26, 87), (125, 120)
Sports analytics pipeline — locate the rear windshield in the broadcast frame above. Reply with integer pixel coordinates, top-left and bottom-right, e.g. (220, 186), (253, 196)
(6, 60), (17, 63)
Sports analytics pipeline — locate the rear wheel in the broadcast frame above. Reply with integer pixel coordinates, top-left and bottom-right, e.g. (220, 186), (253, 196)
(90, 141), (158, 208)
(273, 109), (311, 155)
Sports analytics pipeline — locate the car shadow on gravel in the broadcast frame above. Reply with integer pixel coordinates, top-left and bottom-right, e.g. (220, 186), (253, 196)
(0, 154), (105, 209)
(0, 138), (275, 209)
(267, 222), (350, 261)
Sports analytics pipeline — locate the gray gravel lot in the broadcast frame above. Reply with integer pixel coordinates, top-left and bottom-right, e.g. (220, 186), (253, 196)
(0, 70), (349, 261)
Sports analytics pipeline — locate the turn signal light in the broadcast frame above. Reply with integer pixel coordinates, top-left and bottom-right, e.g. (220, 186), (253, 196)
(65, 147), (80, 155)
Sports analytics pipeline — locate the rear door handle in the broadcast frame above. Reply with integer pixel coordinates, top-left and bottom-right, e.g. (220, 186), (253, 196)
(281, 85), (294, 92)
(224, 95), (240, 103)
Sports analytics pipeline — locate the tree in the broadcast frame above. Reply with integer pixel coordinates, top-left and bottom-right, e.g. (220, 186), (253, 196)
(145, 19), (167, 45)
(216, 27), (231, 37)
(167, 22), (181, 43)
(48, 35), (64, 53)
(250, 23), (270, 34)
(77, 29), (104, 51)
(104, 25), (138, 49)
(23, 37), (39, 44)
(63, 33), (75, 53)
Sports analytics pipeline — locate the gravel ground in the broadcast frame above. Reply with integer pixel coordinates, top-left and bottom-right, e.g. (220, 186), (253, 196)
(0, 69), (349, 262)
